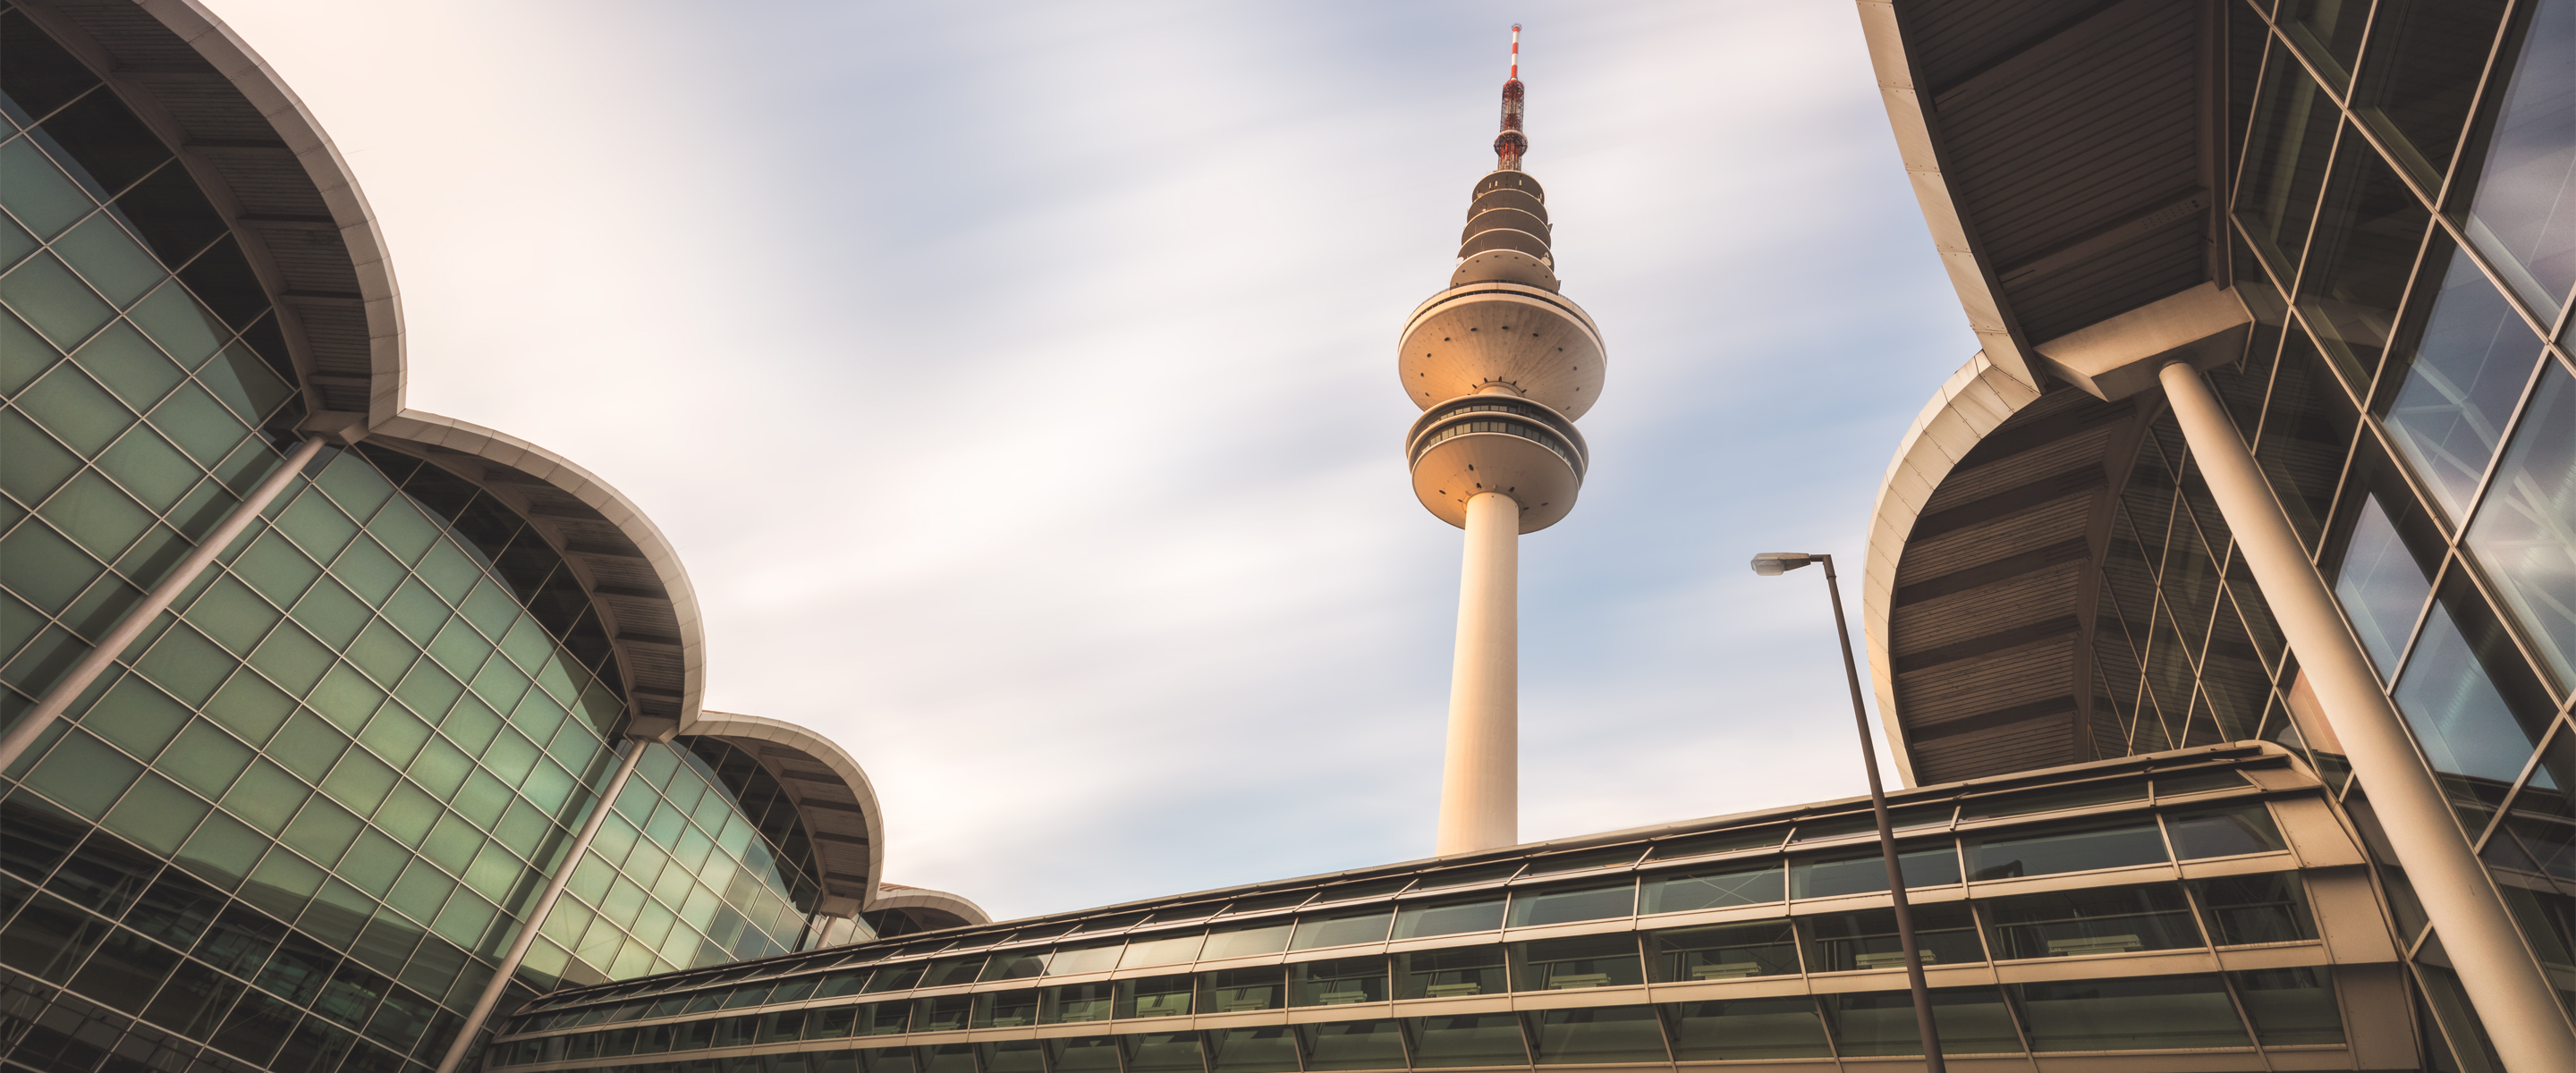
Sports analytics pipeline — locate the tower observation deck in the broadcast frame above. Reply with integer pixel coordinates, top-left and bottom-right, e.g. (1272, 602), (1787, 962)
(1405, 27), (1606, 856)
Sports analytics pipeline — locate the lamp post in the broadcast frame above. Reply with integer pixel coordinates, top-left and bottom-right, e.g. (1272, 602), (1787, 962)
(1752, 551), (1945, 1071)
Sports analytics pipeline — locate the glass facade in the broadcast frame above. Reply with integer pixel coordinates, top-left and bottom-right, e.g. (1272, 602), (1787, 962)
(492, 750), (2380, 1071)
(2066, 0), (2576, 1065)
(0, 8), (852, 1073)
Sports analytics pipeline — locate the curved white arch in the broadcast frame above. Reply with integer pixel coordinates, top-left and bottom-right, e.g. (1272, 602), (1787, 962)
(684, 711), (890, 916)
(1860, 351), (2045, 786)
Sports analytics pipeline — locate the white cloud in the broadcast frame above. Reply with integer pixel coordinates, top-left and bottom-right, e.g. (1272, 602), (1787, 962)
(208, 0), (1977, 921)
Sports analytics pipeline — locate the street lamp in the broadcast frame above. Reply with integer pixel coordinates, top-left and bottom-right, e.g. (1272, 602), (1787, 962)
(1751, 551), (1945, 1071)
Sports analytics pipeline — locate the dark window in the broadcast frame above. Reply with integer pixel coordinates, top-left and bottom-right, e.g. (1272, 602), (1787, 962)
(2192, 871), (2320, 944)
(2011, 975), (2249, 1050)
(1511, 934), (1642, 991)
(1803, 902), (1983, 972)
(1391, 894), (1503, 940)
(1205, 1027), (1297, 1073)
(1530, 1005), (1666, 1065)
(1405, 1014), (1528, 1069)
(1665, 998), (1830, 1060)
(1506, 880), (1634, 926)
(911, 994), (971, 1033)
(1394, 945), (1505, 999)
(1980, 883), (2206, 959)
(1300, 1020), (1404, 1071)
(1197, 967), (1283, 1013)
(1826, 986), (2021, 1056)
(1641, 858), (1782, 913)
(1290, 908), (1393, 950)
(973, 988), (1039, 1028)
(1115, 975), (1193, 1019)
(1964, 815), (2167, 879)
(1792, 841), (1959, 896)
(1650, 919), (1799, 981)
(1289, 956), (1386, 1007)
(2166, 802), (2288, 858)
(2233, 967), (2345, 1043)
(1039, 983), (1114, 1025)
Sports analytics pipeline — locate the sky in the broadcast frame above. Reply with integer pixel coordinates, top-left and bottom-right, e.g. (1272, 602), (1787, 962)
(204, 0), (1979, 924)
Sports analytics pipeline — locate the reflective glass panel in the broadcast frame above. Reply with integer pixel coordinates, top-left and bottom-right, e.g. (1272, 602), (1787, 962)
(1390, 895), (1502, 940)
(1198, 967), (1283, 1013)
(2012, 975), (2249, 1051)
(1530, 1005), (1665, 1065)
(1298, 1020), (1403, 1072)
(1198, 921), (1291, 960)
(1649, 920), (1798, 981)
(2394, 581), (2555, 790)
(1826, 986), (2021, 1056)
(1046, 1037), (1119, 1073)
(1790, 842), (1957, 897)
(2351, 0), (2513, 189)
(1510, 934), (1640, 992)
(1404, 1014), (1526, 1069)
(1640, 858), (1781, 914)
(978, 1040), (1045, 1073)
(2296, 123), (2432, 387)
(1289, 908), (1390, 950)
(1206, 1027), (1297, 1073)
(2192, 872), (2320, 944)
(1114, 974), (1193, 1019)
(1394, 945), (1504, 999)
(2167, 802), (2289, 858)
(1664, 998), (1829, 1060)
(1038, 984), (1113, 1025)
(2463, 363), (2576, 689)
(972, 989), (1038, 1028)
(2382, 239), (2547, 518)
(1121, 1032), (1201, 1073)
(2233, 967), (2346, 1043)
(1504, 880), (1633, 926)
(2455, 0), (2576, 316)
(1980, 883), (2205, 959)
(1964, 815), (2166, 880)
(2334, 494), (2435, 676)
(2237, 50), (2343, 275)
(1289, 956), (1385, 1007)
(1803, 902), (1982, 972)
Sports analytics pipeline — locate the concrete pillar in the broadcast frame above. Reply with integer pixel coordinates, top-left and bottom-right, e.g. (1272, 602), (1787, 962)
(2158, 359), (2576, 1069)
(433, 739), (650, 1073)
(1436, 491), (1518, 855)
(0, 436), (326, 773)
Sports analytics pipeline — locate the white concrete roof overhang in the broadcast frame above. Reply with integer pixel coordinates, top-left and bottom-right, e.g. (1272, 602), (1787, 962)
(46, 0), (913, 917)
(1858, 0), (2269, 786)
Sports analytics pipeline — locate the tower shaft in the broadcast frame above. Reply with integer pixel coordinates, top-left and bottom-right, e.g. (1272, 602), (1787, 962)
(1436, 491), (1521, 854)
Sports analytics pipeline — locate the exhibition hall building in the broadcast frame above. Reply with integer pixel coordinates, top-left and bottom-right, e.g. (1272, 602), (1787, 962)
(4, 1), (2572, 1072)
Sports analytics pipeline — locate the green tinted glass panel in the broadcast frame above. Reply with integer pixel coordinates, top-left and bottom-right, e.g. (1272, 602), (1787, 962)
(20, 361), (131, 454)
(1, 252), (113, 349)
(52, 215), (161, 307)
(72, 320), (183, 411)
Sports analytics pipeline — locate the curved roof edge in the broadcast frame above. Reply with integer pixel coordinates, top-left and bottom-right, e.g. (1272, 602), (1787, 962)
(38, 0), (409, 426)
(870, 884), (993, 931)
(684, 711), (890, 917)
(1854, 1), (2038, 392)
(369, 410), (706, 736)
(1860, 352), (2044, 786)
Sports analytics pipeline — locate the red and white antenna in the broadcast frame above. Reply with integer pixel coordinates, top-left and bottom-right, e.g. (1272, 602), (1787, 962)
(1495, 25), (1528, 169)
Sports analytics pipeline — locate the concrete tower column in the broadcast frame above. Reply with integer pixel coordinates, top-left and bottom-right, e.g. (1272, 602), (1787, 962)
(1401, 30), (1604, 857)
(2159, 360), (2576, 1069)
(1437, 491), (1520, 854)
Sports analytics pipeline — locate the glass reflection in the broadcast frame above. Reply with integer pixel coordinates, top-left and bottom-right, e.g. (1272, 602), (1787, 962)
(2350, 0), (2514, 188)
(2383, 241), (2547, 518)
(2333, 494), (2434, 677)
(2238, 52), (2343, 275)
(2393, 581), (2555, 797)
(2455, 0), (2576, 316)
(2297, 123), (2432, 387)
(2463, 364), (2576, 689)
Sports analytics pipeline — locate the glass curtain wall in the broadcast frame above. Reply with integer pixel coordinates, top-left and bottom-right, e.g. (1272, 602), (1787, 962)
(0, 10), (833, 1073)
(2088, 0), (2576, 1065)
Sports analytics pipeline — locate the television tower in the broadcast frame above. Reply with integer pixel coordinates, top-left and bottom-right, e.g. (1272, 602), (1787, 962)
(1405, 26), (1606, 856)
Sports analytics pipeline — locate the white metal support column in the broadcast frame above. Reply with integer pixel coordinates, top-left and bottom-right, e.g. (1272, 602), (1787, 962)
(1436, 490), (1519, 855)
(2158, 359), (2576, 1069)
(433, 738), (649, 1073)
(0, 435), (326, 773)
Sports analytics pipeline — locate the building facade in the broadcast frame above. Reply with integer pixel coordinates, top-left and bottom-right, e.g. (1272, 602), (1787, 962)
(1858, 0), (2575, 1068)
(7, 1), (2573, 1072)
(0, 4), (978, 1073)
(491, 748), (2417, 1072)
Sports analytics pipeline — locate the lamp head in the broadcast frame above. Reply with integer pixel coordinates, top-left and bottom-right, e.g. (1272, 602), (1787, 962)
(1750, 552), (1818, 577)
